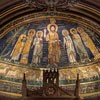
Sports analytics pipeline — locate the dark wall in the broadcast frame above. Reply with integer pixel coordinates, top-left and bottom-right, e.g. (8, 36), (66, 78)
(0, 95), (100, 100)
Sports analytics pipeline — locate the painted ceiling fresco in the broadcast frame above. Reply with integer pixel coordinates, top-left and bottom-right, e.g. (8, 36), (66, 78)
(0, 18), (100, 68)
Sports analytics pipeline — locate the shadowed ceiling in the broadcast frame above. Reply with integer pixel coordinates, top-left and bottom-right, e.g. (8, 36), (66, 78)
(0, 0), (100, 28)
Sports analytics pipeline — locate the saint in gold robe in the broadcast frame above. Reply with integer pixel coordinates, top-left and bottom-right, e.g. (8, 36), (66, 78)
(20, 29), (36, 64)
(10, 34), (26, 61)
(77, 27), (100, 59)
(46, 24), (61, 65)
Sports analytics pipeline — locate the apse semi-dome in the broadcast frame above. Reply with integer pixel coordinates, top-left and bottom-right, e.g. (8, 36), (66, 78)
(0, 17), (100, 68)
(0, 11), (100, 99)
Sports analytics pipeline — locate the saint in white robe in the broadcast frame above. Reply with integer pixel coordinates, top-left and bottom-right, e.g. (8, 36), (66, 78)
(63, 35), (77, 63)
(32, 37), (43, 64)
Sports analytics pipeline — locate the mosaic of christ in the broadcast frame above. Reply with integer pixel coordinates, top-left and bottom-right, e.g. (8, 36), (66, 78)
(0, 18), (100, 68)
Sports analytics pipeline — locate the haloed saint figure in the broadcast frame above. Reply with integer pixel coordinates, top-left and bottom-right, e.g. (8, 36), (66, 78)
(70, 28), (89, 62)
(10, 34), (27, 62)
(62, 29), (77, 64)
(31, 31), (43, 65)
(44, 18), (61, 66)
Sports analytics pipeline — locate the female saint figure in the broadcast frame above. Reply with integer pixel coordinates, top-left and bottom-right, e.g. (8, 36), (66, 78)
(62, 29), (77, 64)
(20, 29), (36, 64)
(31, 31), (43, 65)
(70, 28), (89, 62)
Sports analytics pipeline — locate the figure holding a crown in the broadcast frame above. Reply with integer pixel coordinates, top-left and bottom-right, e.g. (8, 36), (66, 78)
(44, 18), (61, 66)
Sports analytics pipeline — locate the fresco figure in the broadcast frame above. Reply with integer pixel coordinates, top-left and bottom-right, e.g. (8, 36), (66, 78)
(62, 29), (77, 64)
(31, 31), (43, 65)
(44, 18), (61, 66)
(10, 34), (27, 62)
(77, 27), (100, 59)
(20, 29), (36, 64)
(70, 28), (89, 62)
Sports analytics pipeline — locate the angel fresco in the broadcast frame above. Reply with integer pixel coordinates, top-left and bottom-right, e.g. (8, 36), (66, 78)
(20, 29), (36, 64)
(31, 31), (43, 65)
(44, 18), (61, 66)
(10, 34), (27, 62)
(62, 29), (77, 64)
(70, 28), (89, 62)
(77, 27), (100, 59)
